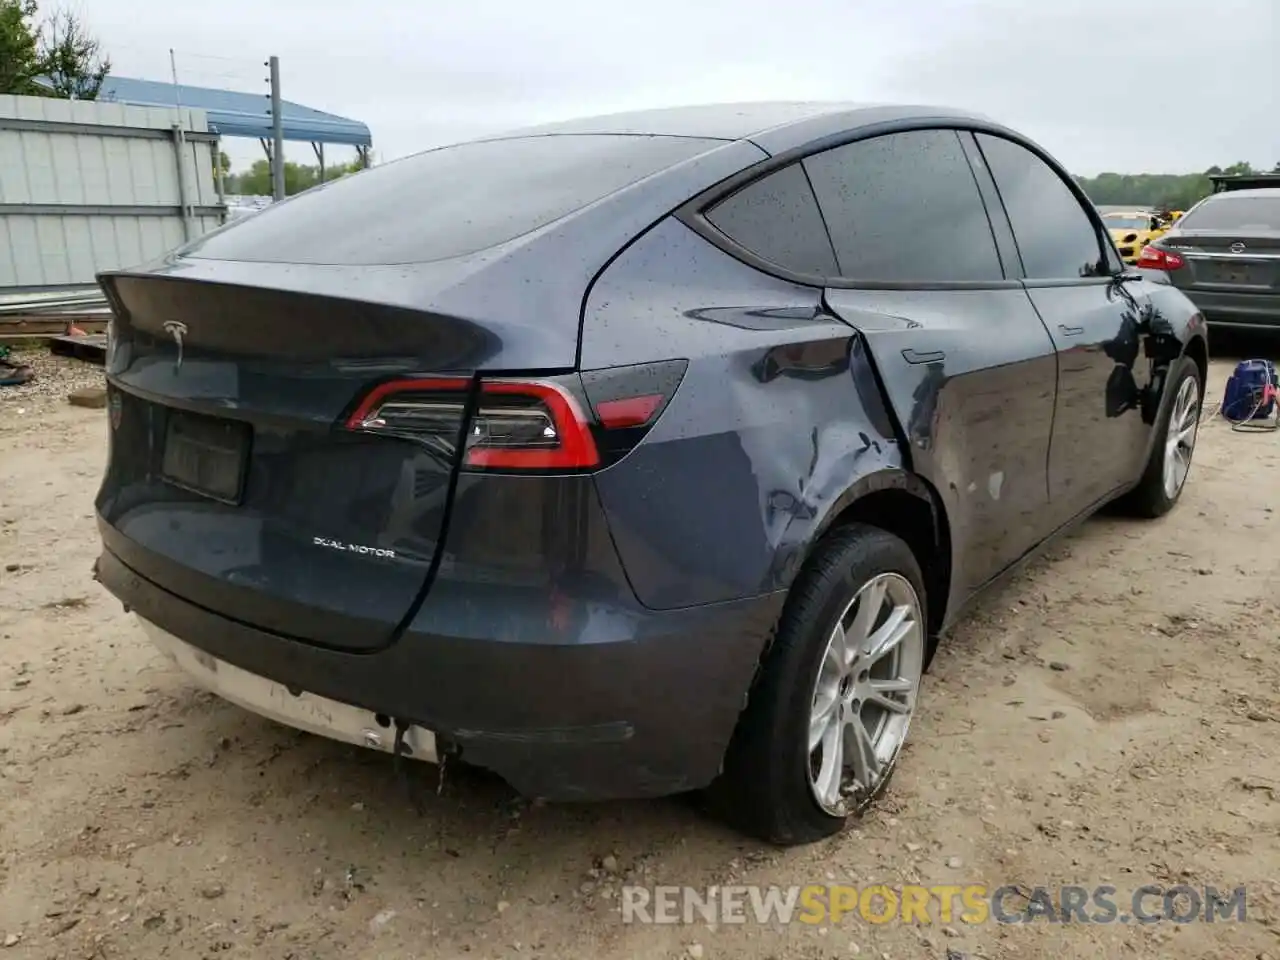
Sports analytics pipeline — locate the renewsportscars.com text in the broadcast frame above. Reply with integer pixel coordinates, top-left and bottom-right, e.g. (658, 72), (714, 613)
(620, 883), (1247, 926)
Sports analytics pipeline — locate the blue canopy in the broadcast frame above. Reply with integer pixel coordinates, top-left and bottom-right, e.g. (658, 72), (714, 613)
(97, 75), (372, 147)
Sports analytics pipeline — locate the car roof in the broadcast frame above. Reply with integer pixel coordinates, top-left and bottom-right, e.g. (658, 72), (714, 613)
(494, 101), (997, 156)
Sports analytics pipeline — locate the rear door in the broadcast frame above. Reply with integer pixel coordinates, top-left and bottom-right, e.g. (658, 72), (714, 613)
(808, 128), (1060, 597)
(973, 132), (1157, 516)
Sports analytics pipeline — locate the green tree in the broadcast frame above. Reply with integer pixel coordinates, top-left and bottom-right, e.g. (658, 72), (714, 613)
(37, 8), (109, 99)
(0, 0), (41, 95)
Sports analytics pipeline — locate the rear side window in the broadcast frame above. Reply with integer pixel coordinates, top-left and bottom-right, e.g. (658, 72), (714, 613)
(975, 134), (1106, 280)
(187, 134), (720, 265)
(1176, 196), (1280, 231)
(802, 129), (1004, 283)
(704, 163), (838, 276)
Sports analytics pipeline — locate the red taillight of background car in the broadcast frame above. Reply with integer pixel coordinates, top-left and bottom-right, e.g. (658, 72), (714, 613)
(346, 360), (688, 472)
(1137, 246), (1186, 270)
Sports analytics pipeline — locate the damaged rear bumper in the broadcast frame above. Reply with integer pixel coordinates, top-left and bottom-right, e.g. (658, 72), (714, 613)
(140, 619), (439, 762)
(96, 546), (783, 802)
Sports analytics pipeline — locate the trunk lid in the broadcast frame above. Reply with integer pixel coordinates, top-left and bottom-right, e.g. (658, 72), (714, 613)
(97, 267), (497, 652)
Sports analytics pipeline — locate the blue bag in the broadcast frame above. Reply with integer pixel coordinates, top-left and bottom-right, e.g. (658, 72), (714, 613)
(1222, 359), (1279, 422)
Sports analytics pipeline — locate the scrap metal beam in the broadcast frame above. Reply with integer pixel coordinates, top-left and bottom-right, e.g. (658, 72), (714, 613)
(0, 203), (225, 218)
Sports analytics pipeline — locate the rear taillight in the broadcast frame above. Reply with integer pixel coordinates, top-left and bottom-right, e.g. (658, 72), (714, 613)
(347, 377), (599, 470)
(1137, 246), (1185, 270)
(346, 360), (687, 472)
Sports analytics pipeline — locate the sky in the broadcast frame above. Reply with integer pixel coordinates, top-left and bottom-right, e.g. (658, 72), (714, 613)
(83, 0), (1278, 176)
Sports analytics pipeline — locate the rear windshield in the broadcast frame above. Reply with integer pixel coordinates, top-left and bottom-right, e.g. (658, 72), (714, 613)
(188, 134), (718, 265)
(1177, 196), (1280, 232)
(1104, 216), (1151, 230)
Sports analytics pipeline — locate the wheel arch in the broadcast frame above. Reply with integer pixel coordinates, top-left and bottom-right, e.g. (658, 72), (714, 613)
(1183, 332), (1208, 389)
(799, 468), (953, 637)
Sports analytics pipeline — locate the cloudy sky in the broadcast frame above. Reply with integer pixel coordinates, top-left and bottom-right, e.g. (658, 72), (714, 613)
(87, 0), (1277, 175)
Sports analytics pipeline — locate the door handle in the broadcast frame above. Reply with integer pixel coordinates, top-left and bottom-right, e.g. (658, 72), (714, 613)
(1058, 324), (1085, 337)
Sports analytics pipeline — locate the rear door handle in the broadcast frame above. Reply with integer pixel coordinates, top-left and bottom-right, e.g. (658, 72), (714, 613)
(1058, 324), (1085, 337)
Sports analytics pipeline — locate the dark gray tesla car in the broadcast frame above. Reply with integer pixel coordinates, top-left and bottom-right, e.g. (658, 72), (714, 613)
(1139, 187), (1280, 330)
(93, 102), (1208, 846)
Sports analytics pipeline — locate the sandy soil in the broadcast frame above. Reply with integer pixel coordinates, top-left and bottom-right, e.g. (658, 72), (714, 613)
(2, 347), (1280, 960)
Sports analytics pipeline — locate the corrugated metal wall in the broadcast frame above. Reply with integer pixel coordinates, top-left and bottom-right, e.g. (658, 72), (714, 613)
(0, 95), (225, 292)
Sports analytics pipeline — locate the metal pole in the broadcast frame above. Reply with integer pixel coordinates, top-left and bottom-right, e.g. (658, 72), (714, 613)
(213, 135), (226, 222)
(169, 49), (194, 240)
(268, 55), (285, 202)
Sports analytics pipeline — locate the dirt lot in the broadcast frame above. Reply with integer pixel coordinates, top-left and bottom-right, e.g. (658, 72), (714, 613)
(2, 345), (1280, 960)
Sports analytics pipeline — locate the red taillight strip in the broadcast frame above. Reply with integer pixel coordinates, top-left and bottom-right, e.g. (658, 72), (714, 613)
(345, 376), (472, 429)
(346, 376), (601, 471)
(468, 379), (599, 470)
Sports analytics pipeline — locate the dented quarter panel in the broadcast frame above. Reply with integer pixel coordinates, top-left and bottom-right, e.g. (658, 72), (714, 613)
(582, 218), (906, 611)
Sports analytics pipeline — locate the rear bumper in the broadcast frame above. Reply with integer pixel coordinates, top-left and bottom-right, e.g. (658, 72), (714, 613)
(142, 619), (440, 762)
(1179, 288), (1280, 329)
(97, 544), (783, 801)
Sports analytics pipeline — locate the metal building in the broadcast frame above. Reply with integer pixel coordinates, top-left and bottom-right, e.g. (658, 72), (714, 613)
(0, 78), (372, 294)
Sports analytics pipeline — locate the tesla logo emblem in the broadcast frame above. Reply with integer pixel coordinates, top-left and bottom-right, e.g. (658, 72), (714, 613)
(1230, 242), (1246, 254)
(162, 320), (188, 372)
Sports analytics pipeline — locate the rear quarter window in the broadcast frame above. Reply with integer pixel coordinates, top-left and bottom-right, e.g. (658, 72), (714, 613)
(704, 163), (839, 277)
(186, 134), (722, 265)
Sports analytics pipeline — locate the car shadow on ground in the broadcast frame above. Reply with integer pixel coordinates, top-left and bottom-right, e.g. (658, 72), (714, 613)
(144, 682), (757, 901)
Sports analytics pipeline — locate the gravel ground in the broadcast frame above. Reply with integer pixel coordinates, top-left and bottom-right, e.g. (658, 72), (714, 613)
(2, 344), (1280, 960)
(0, 349), (105, 415)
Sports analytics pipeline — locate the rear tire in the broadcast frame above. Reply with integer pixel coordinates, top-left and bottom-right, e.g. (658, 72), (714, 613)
(707, 524), (928, 846)
(1119, 357), (1202, 519)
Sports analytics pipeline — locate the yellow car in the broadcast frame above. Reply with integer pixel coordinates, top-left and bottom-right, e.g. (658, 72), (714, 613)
(1103, 210), (1165, 264)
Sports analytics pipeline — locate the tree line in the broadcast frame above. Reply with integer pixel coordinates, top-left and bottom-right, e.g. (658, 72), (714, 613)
(1074, 161), (1279, 212)
(217, 155), (369, 196)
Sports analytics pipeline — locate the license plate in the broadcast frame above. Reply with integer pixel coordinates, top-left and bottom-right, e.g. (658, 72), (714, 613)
(161, 410), (250, 504)
(1215, 262), (1261, 285)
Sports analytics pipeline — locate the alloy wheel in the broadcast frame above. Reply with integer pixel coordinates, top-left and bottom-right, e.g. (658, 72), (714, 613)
(807, 572), (924, 816)
(1162, 375), (1200, 501)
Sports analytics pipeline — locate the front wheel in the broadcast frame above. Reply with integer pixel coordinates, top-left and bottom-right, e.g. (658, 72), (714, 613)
(707, 524), (928, 846)
(1120, 357), (1202, 518)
